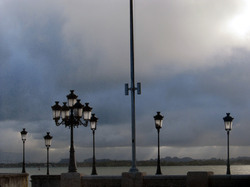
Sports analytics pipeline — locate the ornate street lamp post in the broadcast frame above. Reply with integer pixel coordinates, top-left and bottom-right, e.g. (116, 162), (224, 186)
(90, 114), (98, 175)
(154, 112), (164, 175)
(44, 132), (53, 175)
(223, 113), (234, 175)
(51, 90), (94, 173)
(20, 128), (27, 173)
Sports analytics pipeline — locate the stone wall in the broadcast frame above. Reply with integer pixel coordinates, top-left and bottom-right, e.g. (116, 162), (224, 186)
(31, 175), (60, 187)
(82, 175), (121, 187)
(0, 173), (28, 187)
(143, 175), (186, 187)
(210, 175), (250, 187)
(31, 172), (250, 187)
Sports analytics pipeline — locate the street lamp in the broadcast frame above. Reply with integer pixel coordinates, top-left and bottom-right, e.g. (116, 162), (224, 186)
(223, 113), (234, 175)
(90, 114), (98, 175)
(44, 132), (53, 175)
(20, 128), (27, 173)
(51, 90), (93, 173)
(154, 112), (164, 175)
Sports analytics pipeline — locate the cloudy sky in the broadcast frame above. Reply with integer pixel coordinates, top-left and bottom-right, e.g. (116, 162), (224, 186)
(1, 0), (250, 164)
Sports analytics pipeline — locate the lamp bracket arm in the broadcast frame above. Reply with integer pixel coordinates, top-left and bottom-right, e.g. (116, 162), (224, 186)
(55, 120), (64, 126)
(125, 82), (141, 95)
(79, 120), (88, 127)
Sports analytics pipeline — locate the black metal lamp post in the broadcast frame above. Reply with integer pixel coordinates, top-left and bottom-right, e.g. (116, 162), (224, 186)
(154, 112), (164, 175)
(44, 132), (53, 175)
(20, 128), (27, 173)
(124, 0), (142, 173)
(223, 113), (234, 175)
(90, 114), (98, 175)
(51, 90), (93, 173)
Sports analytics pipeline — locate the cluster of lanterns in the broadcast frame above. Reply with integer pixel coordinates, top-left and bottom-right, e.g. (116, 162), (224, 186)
(51, 90), (98, 174)
(51, 90), (98, 128)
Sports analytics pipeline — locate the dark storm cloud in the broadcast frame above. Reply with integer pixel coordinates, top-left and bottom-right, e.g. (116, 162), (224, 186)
(0, 0), (66, 122)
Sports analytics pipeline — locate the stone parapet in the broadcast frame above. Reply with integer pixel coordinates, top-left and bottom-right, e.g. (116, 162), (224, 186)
(0, 173), (28, 187)
(210, 174), (250, 187)
(187, 171), (214, 187)
(31, 175), (60, 187)
(30, 171), (250, 187)
(82, 175), (121, 187)
(143, 175), (186, 187)
(61, 172), (82, 187)
(121, 172), (146, 187)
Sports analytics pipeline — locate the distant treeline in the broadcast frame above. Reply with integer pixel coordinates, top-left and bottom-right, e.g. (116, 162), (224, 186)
(1, 157), (250, 168)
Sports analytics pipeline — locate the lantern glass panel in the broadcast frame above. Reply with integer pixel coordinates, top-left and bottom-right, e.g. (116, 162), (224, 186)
(90, 121), (96, 130)
(61, 109), (70, 120)
(225, 121), (232, 131)
(21, 133), (27, 141)
(45, 139), (52, 147)
(155, 119), (162, 128)
(53, 110), (61, 119)
(68, 98), (77, 108)
(83, 110), (91, 120)
(74, 108), (83, 118)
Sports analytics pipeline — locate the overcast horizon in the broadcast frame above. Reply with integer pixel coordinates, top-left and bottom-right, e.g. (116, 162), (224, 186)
(1, 0), (250, 164)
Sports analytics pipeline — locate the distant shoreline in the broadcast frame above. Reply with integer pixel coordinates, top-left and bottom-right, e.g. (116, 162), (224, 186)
(2, 156), (250, 167)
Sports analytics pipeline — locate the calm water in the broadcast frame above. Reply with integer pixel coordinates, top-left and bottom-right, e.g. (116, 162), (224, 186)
(1, 165), (250, 175)
(1, 165), (250, 186)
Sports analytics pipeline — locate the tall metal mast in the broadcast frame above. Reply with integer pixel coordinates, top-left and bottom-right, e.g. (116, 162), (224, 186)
(125, 0), (141, 173)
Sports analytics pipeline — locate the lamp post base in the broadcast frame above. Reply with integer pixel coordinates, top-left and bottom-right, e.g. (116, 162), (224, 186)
(91, 168), (97, 175)
(226, 167), (231, 175)
(129, 167), (139, 173)
(61, 172), (82, 187)
(156, 167), (162, 175)
(122, 171), (146, 187)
